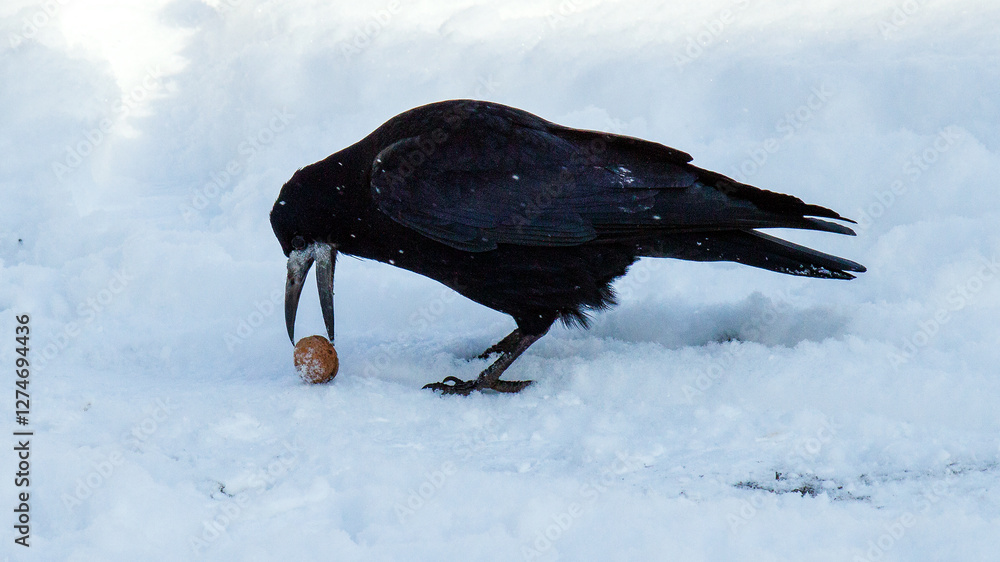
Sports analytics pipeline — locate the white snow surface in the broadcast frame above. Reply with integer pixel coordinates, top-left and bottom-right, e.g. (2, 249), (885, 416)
(3, 0), (1000, 560)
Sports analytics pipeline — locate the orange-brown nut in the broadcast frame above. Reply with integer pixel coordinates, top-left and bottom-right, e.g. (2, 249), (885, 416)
(293, 335), (339, 384)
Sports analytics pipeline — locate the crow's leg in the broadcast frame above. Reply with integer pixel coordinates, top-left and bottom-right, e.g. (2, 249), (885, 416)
(424, 329), (543, 395)
(477, 328), (523, 359)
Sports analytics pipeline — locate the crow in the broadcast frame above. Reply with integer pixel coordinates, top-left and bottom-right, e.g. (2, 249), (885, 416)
(271, 100), (865, 395)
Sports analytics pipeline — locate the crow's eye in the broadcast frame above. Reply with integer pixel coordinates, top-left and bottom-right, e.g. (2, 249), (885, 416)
(291, 235), (306, 250)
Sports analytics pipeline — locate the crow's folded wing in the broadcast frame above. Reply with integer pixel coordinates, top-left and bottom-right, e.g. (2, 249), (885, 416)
(370, 104), (854, 252)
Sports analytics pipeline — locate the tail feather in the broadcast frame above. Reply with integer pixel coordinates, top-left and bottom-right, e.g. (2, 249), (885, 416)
(636, 230), (867, 280)
(802, 217), (858, 237)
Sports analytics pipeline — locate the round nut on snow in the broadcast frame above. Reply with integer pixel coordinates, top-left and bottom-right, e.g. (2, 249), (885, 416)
(293, 335), (339, 384)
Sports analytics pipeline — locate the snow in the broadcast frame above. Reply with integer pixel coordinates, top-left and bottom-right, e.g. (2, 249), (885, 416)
(3, 0), (1000, 559)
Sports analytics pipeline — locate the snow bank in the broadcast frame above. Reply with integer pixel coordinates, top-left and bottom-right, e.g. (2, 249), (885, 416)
(3, 0), (999, 559)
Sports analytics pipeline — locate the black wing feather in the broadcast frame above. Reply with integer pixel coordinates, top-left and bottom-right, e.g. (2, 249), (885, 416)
(369, 102), (856, 252)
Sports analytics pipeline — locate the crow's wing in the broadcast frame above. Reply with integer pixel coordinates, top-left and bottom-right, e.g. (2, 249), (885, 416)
(370, 103), (854, 252)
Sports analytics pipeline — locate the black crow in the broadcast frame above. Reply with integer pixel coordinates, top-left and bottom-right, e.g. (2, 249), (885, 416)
(271, 100), (865, 395)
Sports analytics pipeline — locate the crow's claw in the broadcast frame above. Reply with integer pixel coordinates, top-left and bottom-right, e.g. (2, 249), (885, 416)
(423, 376), (534, 395)
(423, 376), (477, 395)
(489, 379), (533, 393)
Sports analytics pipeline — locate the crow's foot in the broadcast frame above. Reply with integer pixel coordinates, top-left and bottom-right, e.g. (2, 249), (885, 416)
(423, 376), (477, 395)
(426, 328), (544, 396)
(423, 376), (533, 395)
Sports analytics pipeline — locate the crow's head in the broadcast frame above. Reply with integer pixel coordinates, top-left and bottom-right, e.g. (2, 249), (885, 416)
(270, 166), (341, 345)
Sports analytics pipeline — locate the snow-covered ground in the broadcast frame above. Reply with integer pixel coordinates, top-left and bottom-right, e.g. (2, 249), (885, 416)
(3, 0), (1000, 559)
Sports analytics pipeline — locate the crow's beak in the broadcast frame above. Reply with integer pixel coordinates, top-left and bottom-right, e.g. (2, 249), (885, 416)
(285, 242), (337, 344)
